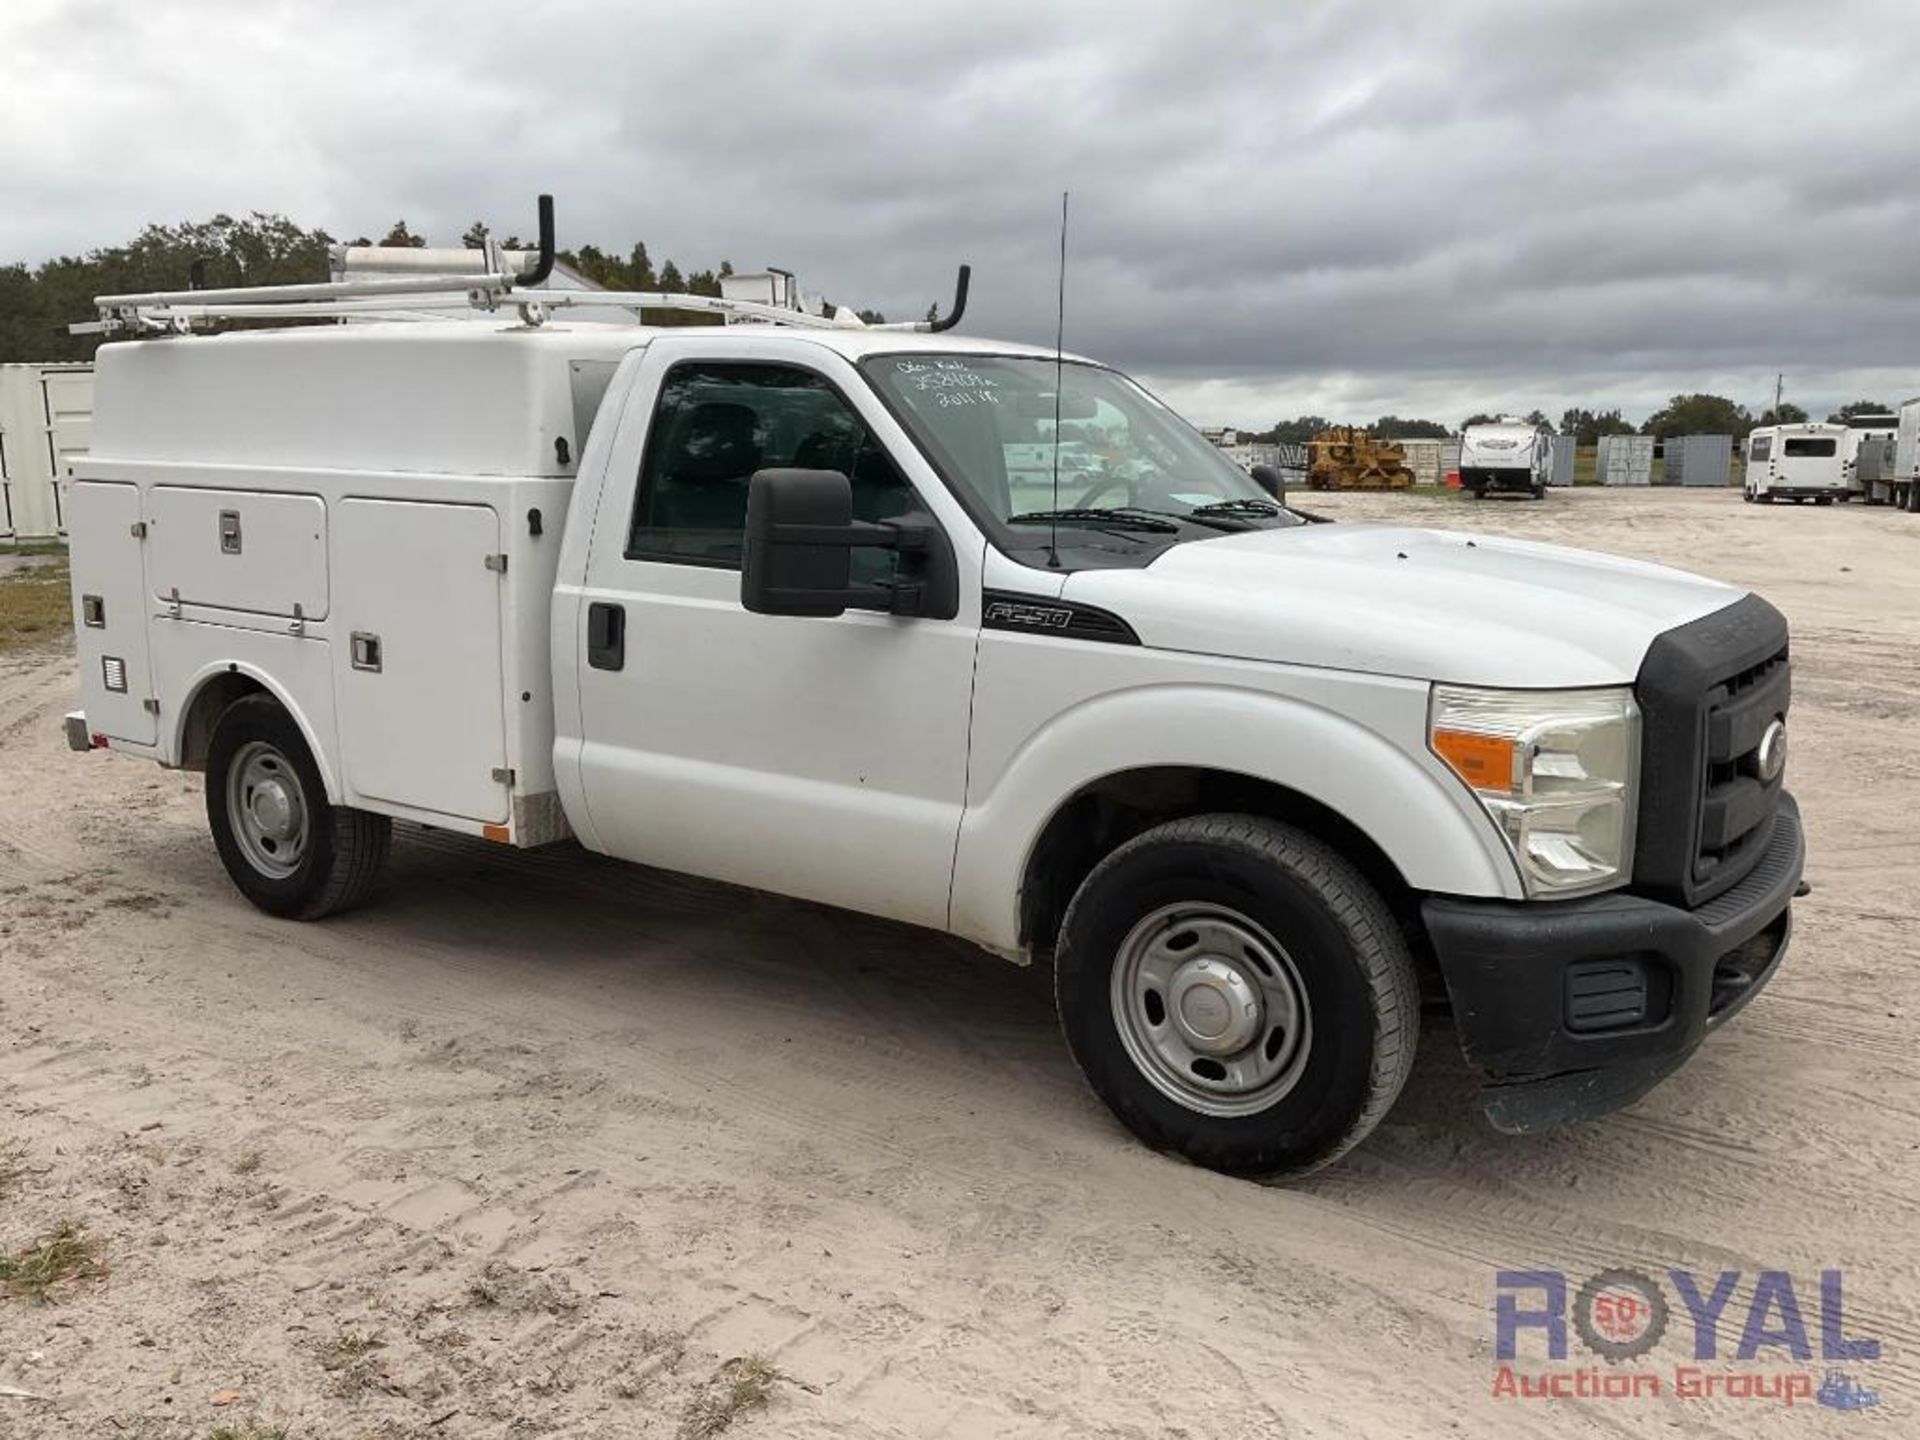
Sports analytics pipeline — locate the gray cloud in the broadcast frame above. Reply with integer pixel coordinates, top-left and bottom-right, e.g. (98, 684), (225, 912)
(3, 0), (1917, 425)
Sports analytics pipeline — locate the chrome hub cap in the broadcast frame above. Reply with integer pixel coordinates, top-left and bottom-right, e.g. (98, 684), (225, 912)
(1111, 903), (1313, 1117)
(227, 740), (310, 878)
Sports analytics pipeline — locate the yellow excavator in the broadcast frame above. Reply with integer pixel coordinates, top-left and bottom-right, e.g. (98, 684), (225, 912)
(1306, 427), (1415, 491)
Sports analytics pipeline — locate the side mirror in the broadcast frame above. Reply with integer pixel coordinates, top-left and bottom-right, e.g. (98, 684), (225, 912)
(742, 468), (955, 619)
(1250, 463), (1286, 501)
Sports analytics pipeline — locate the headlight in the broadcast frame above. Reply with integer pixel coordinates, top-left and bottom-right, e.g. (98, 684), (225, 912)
(1429, 684), (1640, 898)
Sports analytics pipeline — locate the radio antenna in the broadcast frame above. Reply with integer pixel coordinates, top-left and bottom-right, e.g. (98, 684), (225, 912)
(1047, 190), (1069, 569)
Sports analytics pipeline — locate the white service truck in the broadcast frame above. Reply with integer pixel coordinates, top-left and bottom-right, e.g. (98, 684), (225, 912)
(1743, 422), (1850, 504)
(62, 209), (1803, 1177)
(1457, 416), (1550, 499)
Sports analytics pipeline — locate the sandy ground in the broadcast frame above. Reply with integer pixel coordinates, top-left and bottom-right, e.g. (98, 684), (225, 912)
(1, 487), (1916, 1439)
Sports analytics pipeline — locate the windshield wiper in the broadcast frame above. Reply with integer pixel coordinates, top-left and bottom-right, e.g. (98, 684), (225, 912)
(1009, 507), (1181, 534)
(1188, 498), (1283, 519)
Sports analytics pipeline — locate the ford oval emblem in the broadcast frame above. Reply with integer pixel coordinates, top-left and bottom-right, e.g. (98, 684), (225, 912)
(1757, 717), (1788, 783)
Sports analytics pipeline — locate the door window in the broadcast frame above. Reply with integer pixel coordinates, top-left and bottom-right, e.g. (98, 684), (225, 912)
(627, 361), (918, 572)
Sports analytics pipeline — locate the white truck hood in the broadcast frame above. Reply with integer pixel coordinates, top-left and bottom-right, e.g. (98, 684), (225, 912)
(1061, 523), (1743, 688)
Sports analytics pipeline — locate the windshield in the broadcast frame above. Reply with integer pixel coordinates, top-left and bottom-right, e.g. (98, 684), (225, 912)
(863, 354), (1299, 538)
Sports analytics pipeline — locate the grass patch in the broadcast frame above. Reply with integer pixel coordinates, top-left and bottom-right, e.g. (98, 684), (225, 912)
(0, 538), (69, 557)
(0, 1221), (104, 1303)
(0, 1139), (22, 1198)
(233, 1151), (262, 1175)
(680, 1354), (780, 1439)
(0, 559), (71, 653)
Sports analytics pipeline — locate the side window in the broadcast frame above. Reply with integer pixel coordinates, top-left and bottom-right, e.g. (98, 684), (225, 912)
(1750, 435), (1771, 463)
(627, 361), (918, 568)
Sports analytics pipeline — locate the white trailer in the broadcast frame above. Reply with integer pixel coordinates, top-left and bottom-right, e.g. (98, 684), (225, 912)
(1457, 416), (1550, 499)
(1743, 422), (1850, 504)
(0, 362), (93, 538)
(1896, 398), (1920, 511)
(60, 200), (1804, 1177)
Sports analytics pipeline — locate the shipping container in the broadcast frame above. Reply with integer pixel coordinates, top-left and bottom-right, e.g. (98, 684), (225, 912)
(1663, 434), (1732, 488)
(1595, 433), (1653, 486)
(1548, 434), (1576, 487)
(0, 363), (94, 539)
(1393, 438), (1445, 487)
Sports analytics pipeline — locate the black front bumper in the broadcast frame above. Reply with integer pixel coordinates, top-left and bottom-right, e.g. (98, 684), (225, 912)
(1423, 791), (1803, 1133)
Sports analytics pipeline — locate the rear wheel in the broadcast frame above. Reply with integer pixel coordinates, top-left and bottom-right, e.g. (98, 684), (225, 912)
(206, 695), (389, 919)
(1054, 815), (1419, 1178)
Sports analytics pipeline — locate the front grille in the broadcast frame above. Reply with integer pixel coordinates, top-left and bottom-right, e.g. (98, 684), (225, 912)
(1634, 594), (1791, 907)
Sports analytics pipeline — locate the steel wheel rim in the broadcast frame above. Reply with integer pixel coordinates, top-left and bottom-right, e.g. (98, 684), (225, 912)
(1110, 902), (1313, 1118)
(226, 740), (310, 879)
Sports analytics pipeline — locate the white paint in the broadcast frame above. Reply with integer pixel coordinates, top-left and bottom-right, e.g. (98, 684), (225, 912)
(69, 315), (1771, 962)
(1744, 422), (1851, 501)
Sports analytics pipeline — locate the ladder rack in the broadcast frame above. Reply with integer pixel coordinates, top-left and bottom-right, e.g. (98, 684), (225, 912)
(78, 193), (971, 339)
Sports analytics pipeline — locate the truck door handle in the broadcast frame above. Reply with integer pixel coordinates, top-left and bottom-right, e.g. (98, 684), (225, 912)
(587, 601), (625, 671)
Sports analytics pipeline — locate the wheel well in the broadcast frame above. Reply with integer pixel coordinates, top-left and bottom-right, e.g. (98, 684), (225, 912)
(178, 671), (267, 772)
(1018, 766), (1431, 981)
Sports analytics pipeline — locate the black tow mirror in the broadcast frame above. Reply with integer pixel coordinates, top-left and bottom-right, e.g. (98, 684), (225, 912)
(742, 468), (954, 619)
(1250, 463), (1286, 501)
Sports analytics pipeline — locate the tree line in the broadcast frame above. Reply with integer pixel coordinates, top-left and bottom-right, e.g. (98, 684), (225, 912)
(0, 212), (792, 362)
(1243, 395), (1894, 447)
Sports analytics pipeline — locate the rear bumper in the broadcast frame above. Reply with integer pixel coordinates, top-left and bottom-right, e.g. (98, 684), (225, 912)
(1460, 467), (1538, 492)
(1423, 791), (1803, 1132)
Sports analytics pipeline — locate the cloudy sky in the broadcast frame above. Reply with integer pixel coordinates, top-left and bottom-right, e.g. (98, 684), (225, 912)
(5, 0), (1918, 427)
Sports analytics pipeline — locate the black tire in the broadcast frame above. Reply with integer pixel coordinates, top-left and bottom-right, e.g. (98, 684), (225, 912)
(1532, 483), (1547, 500)
(1054, 815), (1419, 1179)
(206, 694), (390, 919)
(1742, 488), (1754, 504)
(1815, 495), (1835, 506)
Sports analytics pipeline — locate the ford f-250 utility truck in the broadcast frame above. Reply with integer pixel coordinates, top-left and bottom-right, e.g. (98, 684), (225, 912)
(62, 214), (1802, 1178)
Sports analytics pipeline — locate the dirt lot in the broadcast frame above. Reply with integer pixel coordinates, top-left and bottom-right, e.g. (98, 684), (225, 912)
(1, 488), (1915, 1438)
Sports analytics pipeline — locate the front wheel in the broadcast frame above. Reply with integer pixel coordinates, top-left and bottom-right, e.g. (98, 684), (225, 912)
(1054, 815), (1419, 1178)
(206, 695), (390, 919)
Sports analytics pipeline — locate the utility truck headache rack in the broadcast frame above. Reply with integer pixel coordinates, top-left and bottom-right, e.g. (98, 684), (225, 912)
(77, 194), (971, 339)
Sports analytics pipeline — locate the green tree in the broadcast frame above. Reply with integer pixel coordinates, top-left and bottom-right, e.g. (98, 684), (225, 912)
(658, 260), (684, 293)
(1, 213), (336, 362)
(1828, 399), (1892, 423)
(1461, 413), (1499, 428)
(1559, 407), (1635, 445)
(460, 221), (490, 250)
(1756, 402), (1808, 426)
(1369, 415), (1450, 439)
(1264, 415), (1333, 443)
(1641, 393), (1752, 441)
(377, 220), (427, 248)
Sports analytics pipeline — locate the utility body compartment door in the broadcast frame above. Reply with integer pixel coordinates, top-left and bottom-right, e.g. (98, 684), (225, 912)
(67, 480), (156, 744)
(334, 499), (508, 824)
(148, 486), (328, 619)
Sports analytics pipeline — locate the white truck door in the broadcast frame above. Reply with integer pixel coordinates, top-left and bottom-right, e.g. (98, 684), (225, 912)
(572, 338), (980, 930)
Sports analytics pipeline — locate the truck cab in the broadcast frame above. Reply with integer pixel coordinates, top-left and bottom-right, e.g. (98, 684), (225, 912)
(63, 252), (1803, 1180)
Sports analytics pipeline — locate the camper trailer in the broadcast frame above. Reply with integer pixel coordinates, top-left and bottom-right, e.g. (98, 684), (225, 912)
(1458, 417), (1550, 499)
(1743, 422), (1850, 504)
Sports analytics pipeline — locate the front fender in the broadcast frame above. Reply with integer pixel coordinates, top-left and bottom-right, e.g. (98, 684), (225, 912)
(948, 679), (1521, 954)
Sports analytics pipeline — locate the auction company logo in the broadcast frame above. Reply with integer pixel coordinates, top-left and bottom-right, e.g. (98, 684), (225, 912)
(1493, 1268), (1881, 1411)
